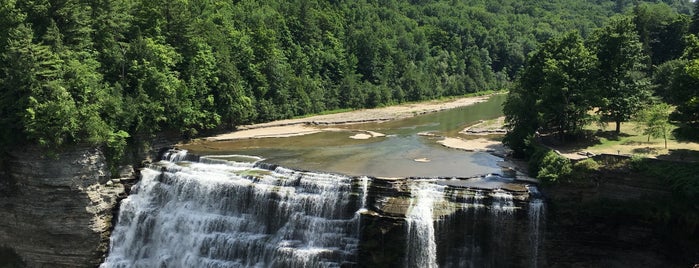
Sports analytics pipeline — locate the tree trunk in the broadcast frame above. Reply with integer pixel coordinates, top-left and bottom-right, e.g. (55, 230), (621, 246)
(615, 120), (621, 135)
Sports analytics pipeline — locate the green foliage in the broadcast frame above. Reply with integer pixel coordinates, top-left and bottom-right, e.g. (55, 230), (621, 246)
(506, 31), (595, 141)
(633, 3), (689, 66)
(633, 102), (673, 148)
(502, 89), (538, 157)
(530, 148), (573, 184)
(661, 35), (699, 140)
(573, 158), (600, 173)
(105, 130), (130, 172)
(528, 145), (551, 176)
(569, 157), (601, 181)
(589, 16), (652, 134)
(1, 0), (693, 169)
(690, 0), (699, 35)
(505, 9), (687, 158)
(537, 151), (573, 183)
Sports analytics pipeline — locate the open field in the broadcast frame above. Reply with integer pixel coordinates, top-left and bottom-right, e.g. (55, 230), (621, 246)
(547, 122), (699, 162)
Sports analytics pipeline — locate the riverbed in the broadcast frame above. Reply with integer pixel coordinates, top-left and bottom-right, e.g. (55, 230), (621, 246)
(181, 94), (509, 178)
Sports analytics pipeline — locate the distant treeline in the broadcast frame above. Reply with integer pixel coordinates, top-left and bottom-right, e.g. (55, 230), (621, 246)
(0, 0), (691, 162)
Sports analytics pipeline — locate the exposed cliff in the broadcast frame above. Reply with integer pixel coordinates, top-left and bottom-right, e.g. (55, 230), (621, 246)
(0, 146), (126, 267)
(541, 155), (698, 267)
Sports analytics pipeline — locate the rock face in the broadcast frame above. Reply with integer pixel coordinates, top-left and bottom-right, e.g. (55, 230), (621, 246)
(541, 155), (695, 267)
(358, 177), (544, 267)
(0, 146), (126, 267)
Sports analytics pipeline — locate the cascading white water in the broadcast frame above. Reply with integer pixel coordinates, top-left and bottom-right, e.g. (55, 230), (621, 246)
(528, 199), (544, 268)
(468, 190), (486, 268)
(163, 149), (190, 162)
(101, 152), (366, 268)
(358, 176), (369, 213)
(103, 150), (547, 267)
(404, 182), (445, 268)
(490, 189), (516, 214)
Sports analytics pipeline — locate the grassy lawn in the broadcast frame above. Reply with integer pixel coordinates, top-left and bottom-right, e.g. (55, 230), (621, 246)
(548, 121), (699, 162)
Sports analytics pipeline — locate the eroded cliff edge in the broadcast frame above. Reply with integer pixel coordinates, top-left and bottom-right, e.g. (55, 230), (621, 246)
(0, 146), (126, 267)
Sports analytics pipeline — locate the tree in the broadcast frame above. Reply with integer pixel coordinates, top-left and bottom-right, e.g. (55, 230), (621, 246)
(634, 103), (673, 148)
(533, 32), (596, 138)
(589, 17), (651, 134)
(504, 31), (595, 155)
(671, 57), (699, 138)
(657, 35), (699, 140)
(633, 3), (689, 66)
(2, 0), (692, 156)
(503, 87), (538, 157)
(689, 0), (699, 35)
(1, 24), (80, 148)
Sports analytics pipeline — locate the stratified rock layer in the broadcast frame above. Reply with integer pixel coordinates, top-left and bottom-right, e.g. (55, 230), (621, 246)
(0, 146), (125, 267)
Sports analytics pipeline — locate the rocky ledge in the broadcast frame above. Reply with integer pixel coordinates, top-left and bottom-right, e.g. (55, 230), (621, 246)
(0, 146), (129, 267)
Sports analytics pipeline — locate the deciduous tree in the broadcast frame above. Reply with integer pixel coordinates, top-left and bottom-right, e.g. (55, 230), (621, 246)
(589, 17), (651, 134)
(504, 31), (595, 155)
(634, 102), (673, 148)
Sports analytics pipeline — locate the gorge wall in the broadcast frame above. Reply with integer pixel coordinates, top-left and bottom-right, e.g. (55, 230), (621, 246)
(0, 146), (127, 267)
(541, 154), (698, 267)
(0, 145), (693, 267)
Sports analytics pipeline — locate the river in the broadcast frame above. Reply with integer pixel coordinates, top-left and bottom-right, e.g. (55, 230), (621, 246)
(182, 94), (506, 178)
(102, 95), (546, 267)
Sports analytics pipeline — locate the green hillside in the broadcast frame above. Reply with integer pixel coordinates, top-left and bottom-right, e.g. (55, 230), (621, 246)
(0, 0), (693, 164)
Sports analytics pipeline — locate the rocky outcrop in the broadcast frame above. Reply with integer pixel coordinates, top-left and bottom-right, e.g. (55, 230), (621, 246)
(0, 146), (127, 267)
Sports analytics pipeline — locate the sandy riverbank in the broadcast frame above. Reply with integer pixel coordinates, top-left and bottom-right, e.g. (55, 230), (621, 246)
(205, 94), (495, 141)
(437, 137), (507, 155)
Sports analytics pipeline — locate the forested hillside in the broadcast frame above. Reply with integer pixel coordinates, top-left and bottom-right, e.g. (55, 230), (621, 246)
(0, 0), (692, 164)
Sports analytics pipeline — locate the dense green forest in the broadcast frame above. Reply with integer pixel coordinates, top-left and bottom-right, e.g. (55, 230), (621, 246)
(503, 1), (699, 157)
(0, 0), (693, 165)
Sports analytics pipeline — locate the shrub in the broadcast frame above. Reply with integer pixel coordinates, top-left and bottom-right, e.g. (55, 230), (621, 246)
(570, 158), (600, 181)
(527, 145), (550, 176)
(536, 150), (572, 183)
(573, 158), (600, 173)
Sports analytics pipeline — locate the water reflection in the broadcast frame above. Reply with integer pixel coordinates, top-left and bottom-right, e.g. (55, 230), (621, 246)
(184, 95), (506, 178)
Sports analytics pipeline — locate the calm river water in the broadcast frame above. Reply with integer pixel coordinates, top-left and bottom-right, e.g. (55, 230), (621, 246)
(183, 94), (506, 178)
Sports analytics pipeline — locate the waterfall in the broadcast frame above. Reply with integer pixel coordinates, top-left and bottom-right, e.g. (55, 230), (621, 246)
(358, 176), (370, 213)
(162, 149), (191, 162)
(103, 150), (547, 267)
(404, 182), (444, 268)
(528, 199), (545, 268)
(102, 152), (365, 268)
(490, 189), (516, 213)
